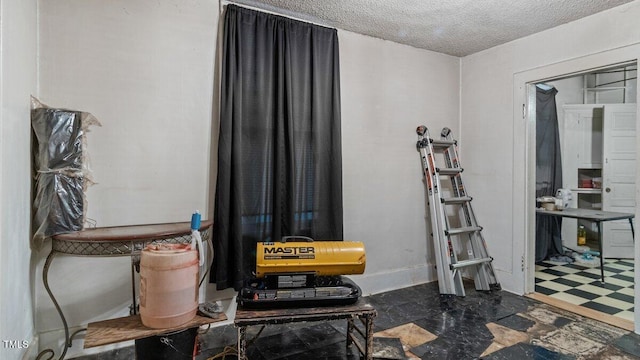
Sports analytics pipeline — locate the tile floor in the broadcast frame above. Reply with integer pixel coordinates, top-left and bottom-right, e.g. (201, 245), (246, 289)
(535, 258), (635, 322)
(73, 281), (640, 359)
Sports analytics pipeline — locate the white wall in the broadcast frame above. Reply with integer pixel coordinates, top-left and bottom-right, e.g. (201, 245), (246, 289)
(339, 31), (460, 294)
(460, 1), (640, 295)
(548, 76), (586, 130)
(35, 0), (219, 357)
(38, 0), (218, 227)
(0, 0), (38, 359)
(34, 1), (460, 357)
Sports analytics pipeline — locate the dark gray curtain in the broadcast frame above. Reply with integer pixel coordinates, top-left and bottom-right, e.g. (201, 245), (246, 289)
(212, 5), (343, 290)
(535, 86), (563, 262)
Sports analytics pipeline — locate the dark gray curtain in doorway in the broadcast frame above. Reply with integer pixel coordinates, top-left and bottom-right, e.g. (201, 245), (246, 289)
(535, 86), (563, 262)
(211, 5), (343, 290)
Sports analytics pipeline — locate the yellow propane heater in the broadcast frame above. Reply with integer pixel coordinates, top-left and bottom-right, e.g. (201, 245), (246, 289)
(239, 236), (366, 308)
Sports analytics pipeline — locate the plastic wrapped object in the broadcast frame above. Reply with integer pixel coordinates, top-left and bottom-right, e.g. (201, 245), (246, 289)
(31, 97), (101, 245)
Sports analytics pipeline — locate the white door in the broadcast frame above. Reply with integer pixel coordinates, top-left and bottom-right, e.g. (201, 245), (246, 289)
(560, 105), (604, 249)
(561, 105), (603, 176)
(602, 104), (637, 259)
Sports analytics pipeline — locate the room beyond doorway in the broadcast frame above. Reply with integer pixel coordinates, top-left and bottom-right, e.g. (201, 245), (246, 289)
(532, 62), (637, 328)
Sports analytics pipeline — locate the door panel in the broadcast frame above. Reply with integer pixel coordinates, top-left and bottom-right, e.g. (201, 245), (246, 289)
(602, 104), (637, 259)
(560, 105), (603, 248)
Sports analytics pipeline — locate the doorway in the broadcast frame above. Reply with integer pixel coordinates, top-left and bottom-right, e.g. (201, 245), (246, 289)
(529, 62), (637, 329)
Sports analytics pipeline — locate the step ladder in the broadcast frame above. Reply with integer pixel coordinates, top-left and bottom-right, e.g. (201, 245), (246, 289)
(415, 125), (500, 297)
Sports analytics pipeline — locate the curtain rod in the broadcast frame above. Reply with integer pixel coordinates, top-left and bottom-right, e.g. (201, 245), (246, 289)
(219, 0), (336, 30)
(533, 60), (637, 84)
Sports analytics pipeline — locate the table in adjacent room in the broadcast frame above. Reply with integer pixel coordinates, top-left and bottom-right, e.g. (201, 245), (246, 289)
(536, 208), (634, 283)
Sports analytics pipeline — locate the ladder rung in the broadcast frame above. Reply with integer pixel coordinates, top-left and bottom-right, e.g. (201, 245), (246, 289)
(450, 257), (493, 270)
(430, 139), (456, 148)
(445, 226), (481, 235)
(436, 168), (462, 175)
(441, 196), (472, 204)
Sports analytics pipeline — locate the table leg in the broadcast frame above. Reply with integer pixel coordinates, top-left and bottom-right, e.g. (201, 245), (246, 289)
(130, 259), (138, 315)
(365, 314), (374, 360)
(346, 318), (354, 351)
(36, 251), (70, 360)
(598, 222), (604, 283)
(237, 326), (247, 360)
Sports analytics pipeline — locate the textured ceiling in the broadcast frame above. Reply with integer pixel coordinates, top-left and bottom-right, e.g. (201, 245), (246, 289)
(231, 0), (635, 57)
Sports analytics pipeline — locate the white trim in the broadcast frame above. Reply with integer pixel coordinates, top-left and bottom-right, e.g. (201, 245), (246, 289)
(512, 43), (640, 333)
(20, 335), (37, 360)
(352, 264), (436, 296)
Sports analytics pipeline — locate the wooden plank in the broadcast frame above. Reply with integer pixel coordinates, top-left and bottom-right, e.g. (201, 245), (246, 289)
(84, 313), (227, 348)
(526, 293), (633, 331)
(234, 299), (376, 325)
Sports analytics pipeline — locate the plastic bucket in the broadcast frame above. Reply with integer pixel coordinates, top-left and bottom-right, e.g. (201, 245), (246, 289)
(139, 243), (199, 329)
(135, 327), (198, 360)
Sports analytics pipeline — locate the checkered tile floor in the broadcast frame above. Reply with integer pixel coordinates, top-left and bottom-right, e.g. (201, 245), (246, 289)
(535, 259), (635, 322)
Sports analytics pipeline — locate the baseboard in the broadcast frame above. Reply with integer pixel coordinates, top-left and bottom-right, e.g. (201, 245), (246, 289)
(350, 263), (437, 296)
(203, 264), (437, 301)
(0, 333), (36, 360)
(35, 326), (133, 359)
(21, 335), (37, 360)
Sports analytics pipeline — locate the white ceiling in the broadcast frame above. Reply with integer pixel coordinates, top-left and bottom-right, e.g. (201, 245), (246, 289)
(231, 0), (635, 57)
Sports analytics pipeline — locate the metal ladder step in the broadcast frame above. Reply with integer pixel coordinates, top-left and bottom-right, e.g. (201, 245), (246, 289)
(430, 139), (456, 148)
(450, 257), (493, 270)
(445, 226), (482, 236)
(436, 168), (462, 175)
(441, 196), (472, 204)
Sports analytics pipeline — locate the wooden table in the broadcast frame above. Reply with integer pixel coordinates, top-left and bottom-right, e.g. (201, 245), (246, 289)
(234, 299), (377, 359)
(37, 220), (213, 360)
(536, 208), (634, 282)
